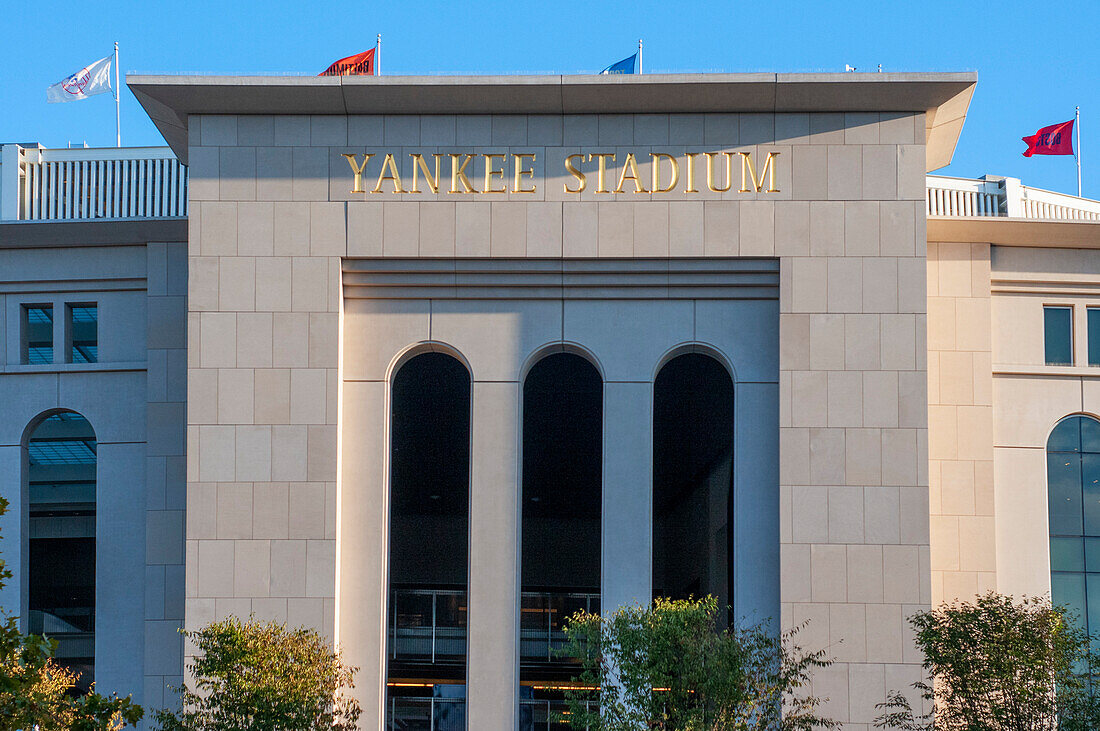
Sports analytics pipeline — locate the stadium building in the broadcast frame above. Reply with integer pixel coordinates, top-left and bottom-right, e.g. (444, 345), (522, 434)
(1, 70), (1100, 729)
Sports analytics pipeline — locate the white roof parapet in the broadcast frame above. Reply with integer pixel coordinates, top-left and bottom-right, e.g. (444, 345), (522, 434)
(127, 72), (977, 170)
(0, 143), (186, 222)
(927, 174), (1100, 221)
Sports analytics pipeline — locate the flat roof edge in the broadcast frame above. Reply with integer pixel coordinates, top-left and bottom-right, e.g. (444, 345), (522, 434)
(127, 72), (977, 169)
(929, 217), (1100, 247)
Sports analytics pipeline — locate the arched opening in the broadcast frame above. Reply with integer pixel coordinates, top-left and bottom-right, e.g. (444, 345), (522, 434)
(519, 352), (602, 723)
(1048, 414), (1100, 642)
(27, 411), (96, 692)
(652, 352), (735, 628)
(386, 351), (470, 729)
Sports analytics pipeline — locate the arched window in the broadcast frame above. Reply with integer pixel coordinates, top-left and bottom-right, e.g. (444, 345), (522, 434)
(386, 352), (470, 729)
(653, 353), (735, 628)
(1048, 414), (1100, 637)
(520, 352), (602, 718)
(27, 411), (96, 691)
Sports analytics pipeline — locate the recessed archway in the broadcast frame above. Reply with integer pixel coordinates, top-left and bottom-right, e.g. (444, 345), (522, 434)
(652, 352), (735, 627)
(25, 410), (97, 692)
(386, 351), (471, 728)
(519, 351), (603, 713)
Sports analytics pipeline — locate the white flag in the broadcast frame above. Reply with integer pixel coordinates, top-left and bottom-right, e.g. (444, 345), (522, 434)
(47, 55), (113, 103)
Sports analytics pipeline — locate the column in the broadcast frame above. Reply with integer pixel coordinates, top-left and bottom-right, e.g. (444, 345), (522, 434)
(733, 382), (780, 621)
(336, 381), (388, 728)
(602, 381), (653, 613)
(467, 381), (520, 729)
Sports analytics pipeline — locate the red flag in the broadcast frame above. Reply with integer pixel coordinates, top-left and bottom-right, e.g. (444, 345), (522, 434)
(319, 49), (376, 77)
(1022, 119), (1074, 157)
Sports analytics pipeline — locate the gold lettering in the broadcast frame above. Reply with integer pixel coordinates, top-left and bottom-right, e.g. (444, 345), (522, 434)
(371, 154), (406, 194)
(564, 154), (587, 193)
(343, 153), (374, 194)
(513, 153), (537, 193)
(705, 152), (735, 193)
(684, 153), (699, 193)
(409, 153), (442, 193)
(449, 154), (476, 193)
(588, 153), (616, 194)
(650, 153), (679, 193)
(483, 154), (507, 193)
(614, 153), (648, 194)
(739, 151), (781, 193)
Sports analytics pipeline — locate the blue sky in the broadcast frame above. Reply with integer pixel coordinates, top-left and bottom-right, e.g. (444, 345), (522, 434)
(3, 0), (1097, 198)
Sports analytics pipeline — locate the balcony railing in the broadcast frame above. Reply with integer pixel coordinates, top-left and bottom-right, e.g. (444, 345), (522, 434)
(1, 144), (187, 221)
(926, 175), (1100, 221)
(387, 696), (465, 730)
(389, 588), (467, 663)
(521, 699), (596, 730)
(520, 592), (600, 662)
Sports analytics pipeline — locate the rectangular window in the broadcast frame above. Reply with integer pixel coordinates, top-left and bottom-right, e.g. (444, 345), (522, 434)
(1045, 305), (1074, 365)
(1089, 308), (1100, 367)
(22, 305), (53, 365)
(68, 304), (97, 363)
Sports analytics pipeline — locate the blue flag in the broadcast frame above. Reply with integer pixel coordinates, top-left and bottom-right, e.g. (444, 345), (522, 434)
(600, 53), (637, 75)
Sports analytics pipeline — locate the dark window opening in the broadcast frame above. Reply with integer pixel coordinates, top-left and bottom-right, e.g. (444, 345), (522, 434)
(1045, 306), (1074, 366)
(68, 304), (98, 364)
(23, 304), (54, 365)
(387, 353), (470, 728)
(28, 412), (96, 692)
(653, 353), (734, 628)
(520, 352), (602, 709)
(1088, 309), (1100, 367)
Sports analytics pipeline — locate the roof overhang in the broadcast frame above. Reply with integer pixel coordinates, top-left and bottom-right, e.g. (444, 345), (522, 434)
(928, 216), (1100, 248)
(0, 218), (187, 248)
(128, 72), (976, 169)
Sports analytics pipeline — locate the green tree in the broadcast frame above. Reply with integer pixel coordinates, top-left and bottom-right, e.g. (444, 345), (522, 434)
(155, 616), (361, 731)
(0, 496), (143, 730)
(557, 595), (838, 730)
(875, 592), (1100, 731)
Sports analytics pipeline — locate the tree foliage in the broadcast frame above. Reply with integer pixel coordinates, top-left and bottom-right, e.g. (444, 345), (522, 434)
(154, 617), (361, 731)
(0, 496), (143, 731)
(875, 592), (1100, 731)
(557, 595), (838, 730)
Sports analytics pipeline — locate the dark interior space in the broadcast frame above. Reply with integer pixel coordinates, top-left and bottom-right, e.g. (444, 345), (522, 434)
(387, 352), (471, 709)
(521, 352), (603, 689)
(652, 353), (734, 627)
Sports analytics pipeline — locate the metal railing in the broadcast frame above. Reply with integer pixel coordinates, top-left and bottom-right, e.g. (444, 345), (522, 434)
(520, 592), (600, 662)
(389, 588), (467, 663)
(926, 174), (1100, 221)
(1, 144), (187, 221)
(387, 696), (465, 730)
(521, 699), (595, 730)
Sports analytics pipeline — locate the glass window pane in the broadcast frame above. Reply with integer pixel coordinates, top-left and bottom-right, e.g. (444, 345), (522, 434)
(1090, 309), (1100, 367)
(1049, 417), (1082, 453)
(23, 305), (53, 365)
(1088, 574), (1100, 638)
(1052, 536), (1085, 572)
(1053, 572), (1087, 631)
(1086, 538), (1100, 572)
(69, 305), (97, 364)
(1085, 454), (1100, 536)
(1082, 417), (1100, 454)
(1049, 453), (1084, 535)
(1045, 306), (1074, 365)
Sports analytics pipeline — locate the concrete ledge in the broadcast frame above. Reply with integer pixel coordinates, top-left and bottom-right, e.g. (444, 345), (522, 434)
(928, 216), (1100, 247)
(0, 218), (187, 248)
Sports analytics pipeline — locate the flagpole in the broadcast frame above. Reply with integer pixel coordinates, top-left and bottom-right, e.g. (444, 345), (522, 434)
(1077, 106), (1082, 197)
(376, 34), (382, 76)
(114, 42), (120, 147)
(638, 39), (643, 74)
